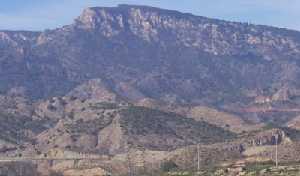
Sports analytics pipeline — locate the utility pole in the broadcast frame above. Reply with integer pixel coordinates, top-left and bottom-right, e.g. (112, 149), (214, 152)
(183, 138), (189, 171)
(150, 153), (154, 176)
(197, 144), (200, 172)
(17, 130), (22, 175)
(141, 149), (146, 175)
(270, 146), (273, 160)
(275, 134), (278, 168)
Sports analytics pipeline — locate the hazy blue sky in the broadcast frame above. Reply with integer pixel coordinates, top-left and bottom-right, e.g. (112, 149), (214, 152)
(0, 0), (299, 31)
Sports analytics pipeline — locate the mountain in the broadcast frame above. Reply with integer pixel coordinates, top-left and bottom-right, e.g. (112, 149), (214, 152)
(1, 5), (300, 107)
(1, 4), (300, 175)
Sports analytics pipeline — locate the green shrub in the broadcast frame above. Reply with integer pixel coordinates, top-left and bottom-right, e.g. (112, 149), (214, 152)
(161, 160), (178, 172)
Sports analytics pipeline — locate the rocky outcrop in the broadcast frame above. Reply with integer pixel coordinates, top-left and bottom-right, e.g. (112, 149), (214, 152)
(75, 5), (300, 57)
(241, 129), (291, 148)
(97, 115), (126, 154)
(272, 87), (291, 102)
(220, 129), (292, 155)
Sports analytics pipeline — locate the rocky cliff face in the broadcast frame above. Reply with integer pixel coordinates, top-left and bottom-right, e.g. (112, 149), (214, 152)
(75, 5), (300, 57)
(1, 4), (300, 107)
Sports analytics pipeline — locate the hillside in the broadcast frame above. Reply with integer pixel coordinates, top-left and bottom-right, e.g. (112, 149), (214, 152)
(0, 5), (300, 117)
(30, 87), (236, 155)
(1, 4), (300, 176)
